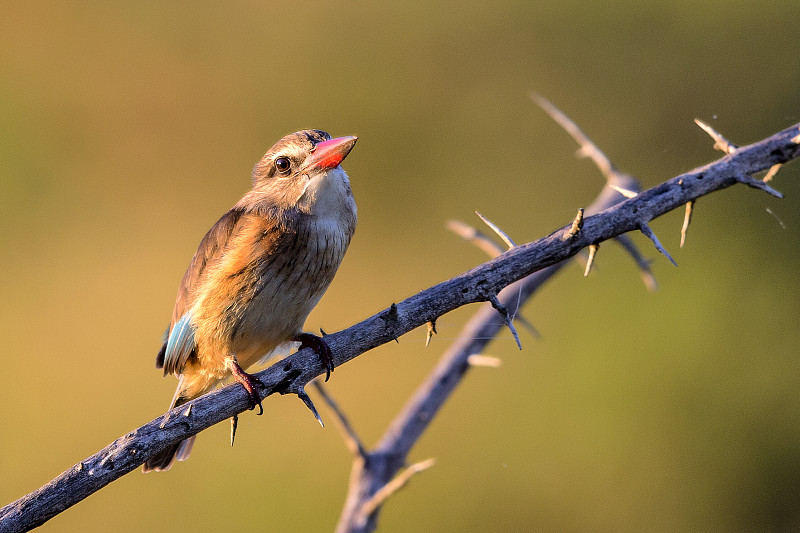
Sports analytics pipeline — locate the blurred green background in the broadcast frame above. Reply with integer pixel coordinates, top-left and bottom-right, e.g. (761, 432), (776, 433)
(2, 2), (799, 532)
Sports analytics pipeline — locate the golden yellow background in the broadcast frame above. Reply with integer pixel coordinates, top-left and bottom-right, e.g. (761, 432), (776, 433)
(2, 2), (799, 531)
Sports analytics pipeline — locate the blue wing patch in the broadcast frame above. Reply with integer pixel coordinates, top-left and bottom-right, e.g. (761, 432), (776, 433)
(162, 313), (196, 376)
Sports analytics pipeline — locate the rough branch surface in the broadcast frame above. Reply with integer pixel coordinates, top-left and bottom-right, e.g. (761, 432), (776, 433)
(331, 100), (798, 531)
(333, 96), (643, 529)
(1, 121), (798, 533)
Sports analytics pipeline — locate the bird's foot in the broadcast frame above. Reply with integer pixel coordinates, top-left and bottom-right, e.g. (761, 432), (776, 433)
(294, 332), (334, 382)
(225, 355), (264, 415)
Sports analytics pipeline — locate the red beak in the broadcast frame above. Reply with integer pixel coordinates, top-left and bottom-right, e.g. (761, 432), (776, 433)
(301, 135), (358, 172)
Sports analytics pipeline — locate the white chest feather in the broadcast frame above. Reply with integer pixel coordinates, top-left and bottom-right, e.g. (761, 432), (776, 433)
(230, 168), (356, 365)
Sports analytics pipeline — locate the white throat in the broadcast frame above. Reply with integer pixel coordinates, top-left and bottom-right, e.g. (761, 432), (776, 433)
(299, 167), (356, 221)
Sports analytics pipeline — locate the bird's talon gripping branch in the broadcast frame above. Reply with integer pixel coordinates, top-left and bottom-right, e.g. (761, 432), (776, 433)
(295, 332), (335, 381)
(225, 356), (265, 415)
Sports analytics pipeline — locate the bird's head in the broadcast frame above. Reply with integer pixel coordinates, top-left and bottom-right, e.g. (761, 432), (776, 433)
(249, 130), (357, 215)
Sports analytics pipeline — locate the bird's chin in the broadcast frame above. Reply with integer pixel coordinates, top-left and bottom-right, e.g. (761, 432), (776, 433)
(297, 168), (352, 215)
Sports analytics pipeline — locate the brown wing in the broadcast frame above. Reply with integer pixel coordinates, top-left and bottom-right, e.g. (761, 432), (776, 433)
(171, 209), (245, 326)
(155, 208), (244, 370)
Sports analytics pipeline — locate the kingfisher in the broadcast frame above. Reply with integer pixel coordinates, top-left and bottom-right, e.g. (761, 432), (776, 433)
(143, 130), (357, 472)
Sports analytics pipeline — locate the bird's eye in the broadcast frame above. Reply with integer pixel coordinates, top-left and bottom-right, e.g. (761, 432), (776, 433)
(274, 157), (292, 174)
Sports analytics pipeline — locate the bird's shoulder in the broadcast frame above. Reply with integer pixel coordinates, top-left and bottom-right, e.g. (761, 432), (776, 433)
(171, 208), (244, 322)
(171, 205), (300, 322)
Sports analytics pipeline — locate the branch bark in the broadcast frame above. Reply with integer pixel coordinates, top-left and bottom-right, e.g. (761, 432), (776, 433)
(1, 120), (798, 533)
(333, 140), (636, 532)
(330, 99), (729, 531)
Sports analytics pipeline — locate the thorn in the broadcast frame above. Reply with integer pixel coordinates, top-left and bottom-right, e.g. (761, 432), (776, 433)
(610, 183), (638, 198)
(792, 130), (800, 144)
(297, 388), (324, 427)
(489, 294), (522, 350)
(584, 243), (598, 277)
(736, 175), (784, 198)
(680, 200), (694, 248)
(694, 118), (737, 154)
(614, 234), (658, 291)
(446, 220), (504, 258)
(762, 163), (781, 183)
(379, 303), (401, 343)
(446, 219), (478, 239)
(468, 354), (502, 367)
(574, 249), (590, 269)
(531, 93), (622, 183)
(319, 327), (327, 336)
(640, 269), (658, 292)
(425, 320), (437, 347)
(360, 458), (437, 519)
(640, 223), (677, 267)
(765, 208), (787, 230)
(563, 208), (584, 240)
(380, 303), (399, 321)
(183, 404), (192, 417)
(514, 314), (541, 339)
(312, 381), (367, 458)
(230, 414), (238, 447)
(475, 211), (516, 249)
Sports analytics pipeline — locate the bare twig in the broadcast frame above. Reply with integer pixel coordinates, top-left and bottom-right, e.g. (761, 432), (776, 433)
(312, 382), (367, 458)
(358, 459), (436, 521)
(445, 220), (504, 257)
(332, 115), (799, 533)
(447, 222), (538, 335)
(532, 93), (623, 182)
(2, 116), (798, 533)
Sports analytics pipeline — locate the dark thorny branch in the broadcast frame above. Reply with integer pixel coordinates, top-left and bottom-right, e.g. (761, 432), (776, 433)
(1, 101), (798, 533)
(324, 99), (799, 533)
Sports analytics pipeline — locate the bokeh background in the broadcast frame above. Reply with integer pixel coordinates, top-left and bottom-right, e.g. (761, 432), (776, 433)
(2, 2), (799, 532)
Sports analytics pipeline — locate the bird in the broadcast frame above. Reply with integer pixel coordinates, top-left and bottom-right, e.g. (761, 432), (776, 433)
(143, 130), (358, 472)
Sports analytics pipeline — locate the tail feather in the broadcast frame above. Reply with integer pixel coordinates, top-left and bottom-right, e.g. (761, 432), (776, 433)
(143, 389), (195, 473)
(142, 435), (195, 472)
